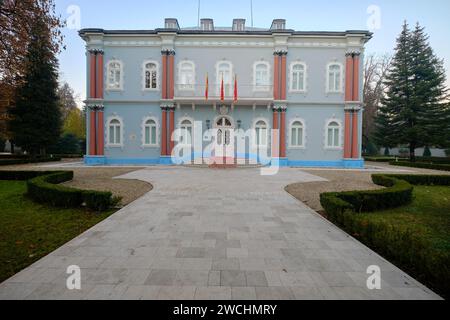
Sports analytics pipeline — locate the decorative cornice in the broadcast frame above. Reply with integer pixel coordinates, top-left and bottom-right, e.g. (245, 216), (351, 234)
(160, 103), (175, 110)
(87, 104), (104, 111)
(345, 50), (361, 57)
(88, 49), (104, 55)
(161, 49), (176, 56)
(273, 50), (288, 56)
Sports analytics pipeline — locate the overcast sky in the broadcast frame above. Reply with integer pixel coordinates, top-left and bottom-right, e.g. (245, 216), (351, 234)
(54, 0), (450, 107)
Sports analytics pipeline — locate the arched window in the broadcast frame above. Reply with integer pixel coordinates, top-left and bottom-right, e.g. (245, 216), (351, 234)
(180, 119), (193, 145)
(143, 61), (158, 90)
(107, 61), (122, 90)
(143, 118), (158, 146)
(326, 121), (341, 148)
(290, 120), (305, 147)
(216, 61), (232, 96)
(108, 118), (122, 146)
(290, 63), (306, 92)
(178, 61), (195, 90)
(254, 119), (268, 146)
(254, 62), (270, 91)
(327, 63), (342, 93)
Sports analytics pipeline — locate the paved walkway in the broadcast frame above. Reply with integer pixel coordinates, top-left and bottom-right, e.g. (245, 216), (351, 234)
(0, 167), (441, 300)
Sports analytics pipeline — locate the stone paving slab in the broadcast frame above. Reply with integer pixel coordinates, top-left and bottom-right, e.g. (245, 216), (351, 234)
(0, 167), (442, 300)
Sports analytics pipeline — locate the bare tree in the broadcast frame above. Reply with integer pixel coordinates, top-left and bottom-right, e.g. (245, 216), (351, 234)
(362, 53), (392, 152)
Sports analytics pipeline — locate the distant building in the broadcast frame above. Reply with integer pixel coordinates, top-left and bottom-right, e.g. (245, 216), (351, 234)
(79, 18), (372, 167)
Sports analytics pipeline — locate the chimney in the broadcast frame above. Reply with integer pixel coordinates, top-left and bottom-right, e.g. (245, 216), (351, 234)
(270, 19), (286, 30)
(200, 18), (214, 31)
(164, 18), (180, 30)
(232, 19), (246, 31)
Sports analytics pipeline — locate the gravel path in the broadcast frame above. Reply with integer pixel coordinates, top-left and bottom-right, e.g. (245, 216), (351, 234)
(286, 162), (450, 212)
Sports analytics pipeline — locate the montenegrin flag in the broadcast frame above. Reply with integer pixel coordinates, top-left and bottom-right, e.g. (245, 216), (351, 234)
(220, 75), (225, 101)
(234, 74), (238, 103)
(205, 73), (209, 101)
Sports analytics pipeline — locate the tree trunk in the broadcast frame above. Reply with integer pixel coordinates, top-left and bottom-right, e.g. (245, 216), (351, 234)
(409, 144), (416, 162)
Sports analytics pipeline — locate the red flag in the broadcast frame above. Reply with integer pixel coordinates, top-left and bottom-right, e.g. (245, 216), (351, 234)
(220, 75), (225, 101)
(205, 73), (209, 101)
(234, 74), (238, 103)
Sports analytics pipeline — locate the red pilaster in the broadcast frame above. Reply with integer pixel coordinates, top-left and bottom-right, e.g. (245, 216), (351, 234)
(345, 54), (353, 102)
(162, 54), (168, 99)
(168, 54), (175, 99)
(344, 111), (352, 158)
(96, 53), (104, 99)
(279, 109), (286, 158)
(280, 54), (287, 100)
(272, 108), (279, 158)
(89, 52), (97, 98)
(161, 108), (168, 156)
(273, 55), (279, 100)
(351, 111), (359, 158)
(352, 54), (360, 101)
(97, 110), (104, 156)
(168, 108), (175, 155)
(89, 110), (97, 155)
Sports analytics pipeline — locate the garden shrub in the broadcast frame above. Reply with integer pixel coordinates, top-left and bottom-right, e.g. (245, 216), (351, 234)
(0, 156), (61, 166)
(0, 170), (115, 211)
(319, 174), (450, 299)
(390, 161), (450, 171)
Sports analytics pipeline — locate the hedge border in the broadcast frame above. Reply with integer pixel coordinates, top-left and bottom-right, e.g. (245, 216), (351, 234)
(0, 170), (115, 211)
(319, 174), (450, 299)
(389, 161), (450, 171)
(0, 157), (61, 166)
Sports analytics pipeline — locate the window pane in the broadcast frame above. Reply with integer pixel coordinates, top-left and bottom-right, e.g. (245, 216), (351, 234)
(334, 128), (339, 146)
(297, 128), (303, 146)
(145, 127), (150, 145)
(109, 126), (114, 144)
(292, 73), (298, 90)
(115, 126), (121, 144)
(328, 128), (333, 146)
(187, 127), (192, 144)
(151, 126), (157, 145)
(291, 128), (297, 146)
(261, 128), (267, 145)
(329, 73), (334, 91)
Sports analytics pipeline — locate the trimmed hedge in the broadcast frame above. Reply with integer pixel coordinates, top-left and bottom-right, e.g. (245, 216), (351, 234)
(389, 161), (450, 171)
(320, 175), (413, 215)
(319, 174), (450, 299)
(0, 170), (115, 211)
(0, 157), (61, 166)
(364, 156), (400, 162)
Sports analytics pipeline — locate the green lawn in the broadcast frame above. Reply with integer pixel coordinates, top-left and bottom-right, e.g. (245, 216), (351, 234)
(0, 180), (115, 283)
(359, 185), (450, 251)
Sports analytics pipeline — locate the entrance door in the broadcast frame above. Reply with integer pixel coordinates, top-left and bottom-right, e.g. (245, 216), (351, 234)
(214, 116), (234, 164)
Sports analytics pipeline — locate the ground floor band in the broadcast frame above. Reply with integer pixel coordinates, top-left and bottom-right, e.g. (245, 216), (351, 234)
(84, 103), (364, 168)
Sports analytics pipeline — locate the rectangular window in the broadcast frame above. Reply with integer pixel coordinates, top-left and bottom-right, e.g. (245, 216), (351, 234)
(151, 126), (157, 145)
(109, 127), (114, 144)
(145, 127), (150, 145)
(115, 127), (121, 144)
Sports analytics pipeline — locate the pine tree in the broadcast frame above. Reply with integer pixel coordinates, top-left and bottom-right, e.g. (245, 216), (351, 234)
(8, 18), (61, 156)
(374, 22), (412, 155)
(375, 22), (449, 161)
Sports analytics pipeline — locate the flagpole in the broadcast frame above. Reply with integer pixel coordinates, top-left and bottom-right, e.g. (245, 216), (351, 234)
(198, 0), (201, 28)
(251, 0), (254, 27)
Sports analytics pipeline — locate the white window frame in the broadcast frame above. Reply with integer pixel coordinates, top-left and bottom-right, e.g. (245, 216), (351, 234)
(289, 62), (307, 93)
(106, 60), (124, 91)
(288, 118), (306, 149)
(253, 118), (270, 147)
(141, 116), (159, 147)
(106, 116), (124, 147)
(178, 60), (196, 91)
(215, 61), (233, 96)
(142, 60), (159, 91)
(324, 119), (343, 150)
(253, 61), (271, 92)
(178, 117), (194, 146)
(326, 62), (344, 93)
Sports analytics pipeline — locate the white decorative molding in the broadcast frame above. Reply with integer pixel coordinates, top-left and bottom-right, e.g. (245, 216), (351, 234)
(325, 61), (344, 94)
(141, 60), (160, 91)
(323, 118), (343, 150)
(288, 117), (306, 149)
(105, 114), (124, 148)
(104, 40), (162, 47)
(252, 60), (271, 92)
(252, 117), (270, 147)
(288, 61), (308, 94)
(177, 60), (196, 91)
(141, 116), (160, 148)
(105, 59), (124, 91)
(215, 60), (233, 96)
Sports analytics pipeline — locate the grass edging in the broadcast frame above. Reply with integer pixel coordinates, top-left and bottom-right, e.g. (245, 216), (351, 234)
(0, 170), (118, 211)
(319, 174), (450, 299)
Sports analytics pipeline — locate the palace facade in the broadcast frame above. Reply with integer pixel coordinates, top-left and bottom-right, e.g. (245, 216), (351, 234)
(80, 18), (371, 167)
